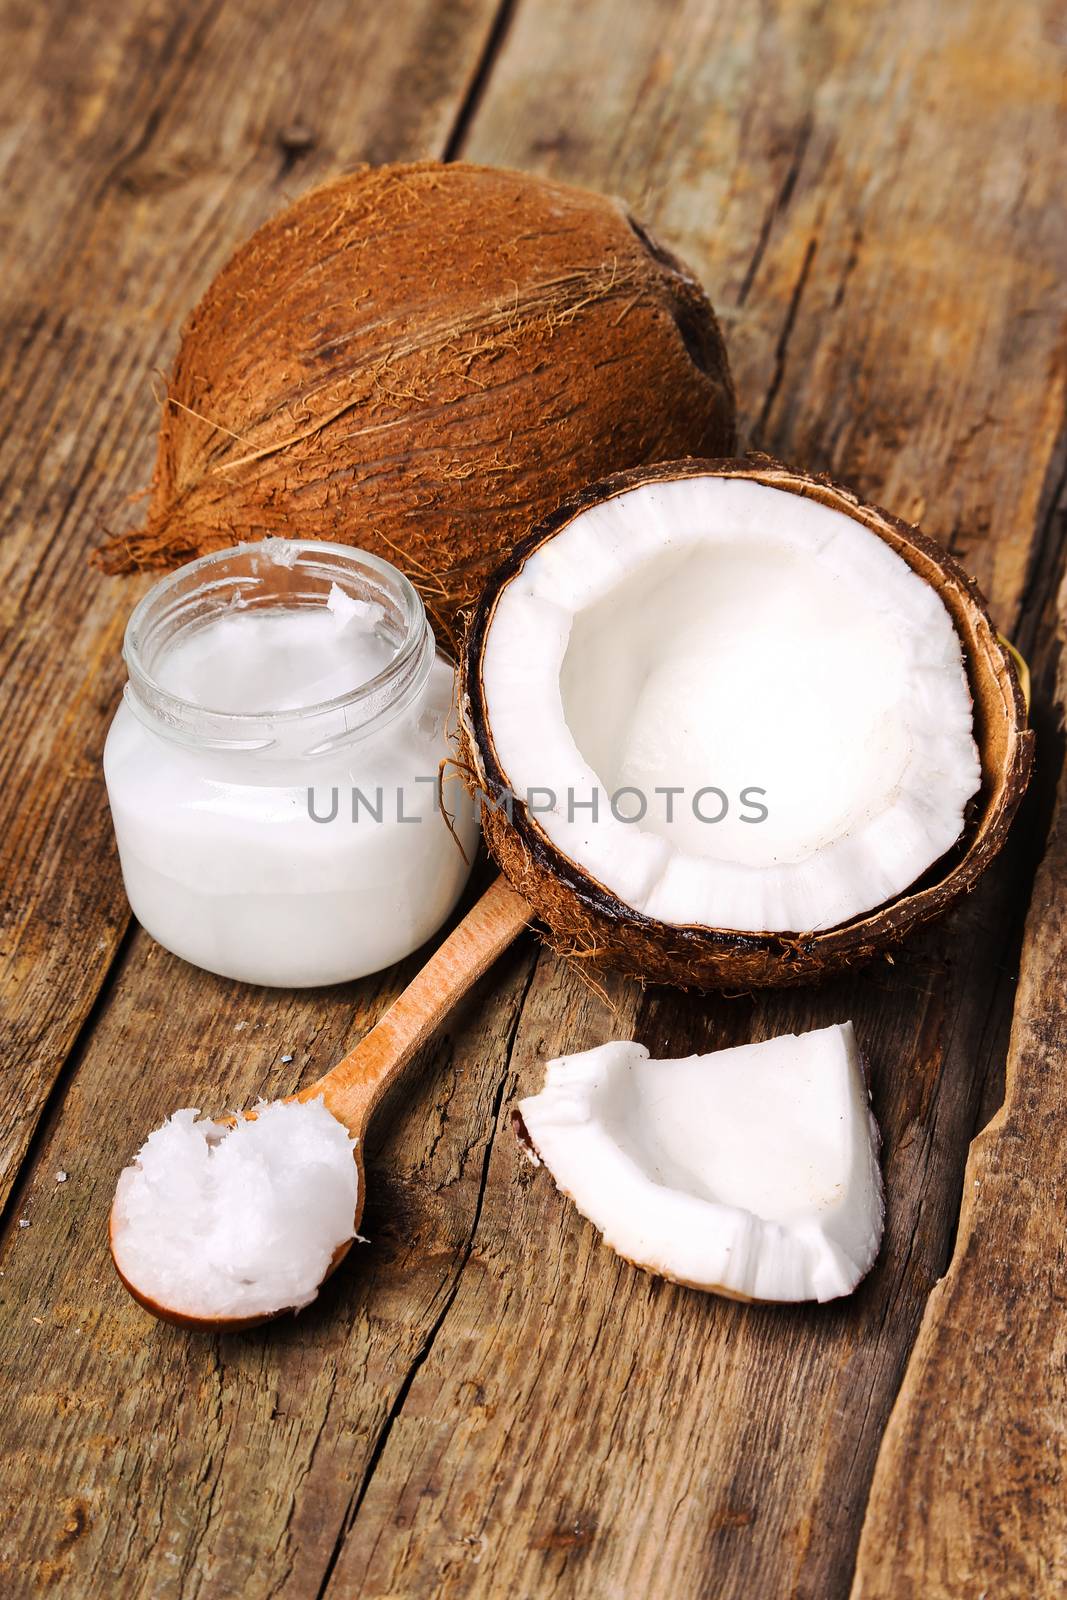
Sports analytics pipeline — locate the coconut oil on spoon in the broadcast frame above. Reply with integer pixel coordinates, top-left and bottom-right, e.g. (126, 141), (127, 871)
(109, 878), (530, 1331)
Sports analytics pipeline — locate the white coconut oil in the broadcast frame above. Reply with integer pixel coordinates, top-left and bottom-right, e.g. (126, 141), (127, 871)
(111, 1097), (358, 1320)
(104, 541), (478, 987)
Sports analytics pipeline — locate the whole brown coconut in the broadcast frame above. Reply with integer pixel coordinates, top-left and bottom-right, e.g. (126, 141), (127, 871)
(460, 457), (1033, 989)
(97, 162), (735, 639)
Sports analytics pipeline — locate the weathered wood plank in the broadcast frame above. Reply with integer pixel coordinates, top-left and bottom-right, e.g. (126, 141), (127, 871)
(851, 539), (1067, 1599)
(0, 0), (501, 1210)
(317, 864), (1044, 1599)
(0, 889), (540, 1596)
(318, 0), (1067, 1594)
(464, 0), (1066, 623)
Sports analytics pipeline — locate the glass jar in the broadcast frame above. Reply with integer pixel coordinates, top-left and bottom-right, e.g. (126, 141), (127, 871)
(103, 540), (478, 987)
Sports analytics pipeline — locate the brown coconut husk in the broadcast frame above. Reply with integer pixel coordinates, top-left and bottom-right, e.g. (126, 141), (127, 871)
(96, 162), (736, 642)
(460, 457), (1033, 990)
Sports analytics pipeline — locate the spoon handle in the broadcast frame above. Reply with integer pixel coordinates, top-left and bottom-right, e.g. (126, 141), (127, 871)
(300, 877), (531, 1135)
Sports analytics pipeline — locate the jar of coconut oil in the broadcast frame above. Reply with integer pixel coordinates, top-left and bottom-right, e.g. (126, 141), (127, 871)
(104, 541), (478, 987)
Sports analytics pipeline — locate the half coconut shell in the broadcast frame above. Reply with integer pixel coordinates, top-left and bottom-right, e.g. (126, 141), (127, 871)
(460, 457), (1033, 988)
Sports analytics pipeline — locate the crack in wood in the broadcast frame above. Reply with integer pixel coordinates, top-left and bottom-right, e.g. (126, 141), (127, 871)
(751, 232), (818, 448)
(737, 113), (814, 308)
(312, 950), (540, 1600)
(0, 918), (137, 1229)
(442, 0), (521, 164)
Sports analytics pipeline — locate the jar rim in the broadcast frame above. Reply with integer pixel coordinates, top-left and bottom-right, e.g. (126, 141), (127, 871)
(123, 539), (435, 752)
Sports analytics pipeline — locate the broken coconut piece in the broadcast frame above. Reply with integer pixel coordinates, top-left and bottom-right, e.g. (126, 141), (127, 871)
(110, 1097), (358, 1322)
(462, 459), (1033, 988)
(517, 1022), (884, 1302)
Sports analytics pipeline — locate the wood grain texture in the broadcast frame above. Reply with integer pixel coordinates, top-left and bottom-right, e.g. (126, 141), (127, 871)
(0, 0), (500, 1209)
(465, 0), (1066, 621)
(0, 0), (1065, 1596)
(304, 879), (530, 1139)
(851, 569), (1067, 1598)
(326, 0), (1067, 1594)
(317, 878), (1045, 1600)
(0, 878), (541, 1596)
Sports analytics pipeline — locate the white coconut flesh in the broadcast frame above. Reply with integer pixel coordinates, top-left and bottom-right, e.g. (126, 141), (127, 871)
(111, 1097), (358, 1320)
(480, 476), (982, 932)
(518, 1022), (883, 1302)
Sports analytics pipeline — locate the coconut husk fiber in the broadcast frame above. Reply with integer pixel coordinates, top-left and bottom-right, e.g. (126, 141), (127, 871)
(96, 162), (736, 642)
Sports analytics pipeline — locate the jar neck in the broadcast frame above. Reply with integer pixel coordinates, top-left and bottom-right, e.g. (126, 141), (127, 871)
(122, 540), (435, 759)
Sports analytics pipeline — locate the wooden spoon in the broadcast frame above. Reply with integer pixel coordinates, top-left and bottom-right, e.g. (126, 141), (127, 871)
(110, 877), (531, 1331)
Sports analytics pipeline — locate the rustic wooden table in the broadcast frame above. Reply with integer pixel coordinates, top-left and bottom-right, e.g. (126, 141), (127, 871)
(2, 1), (1065, 1595)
